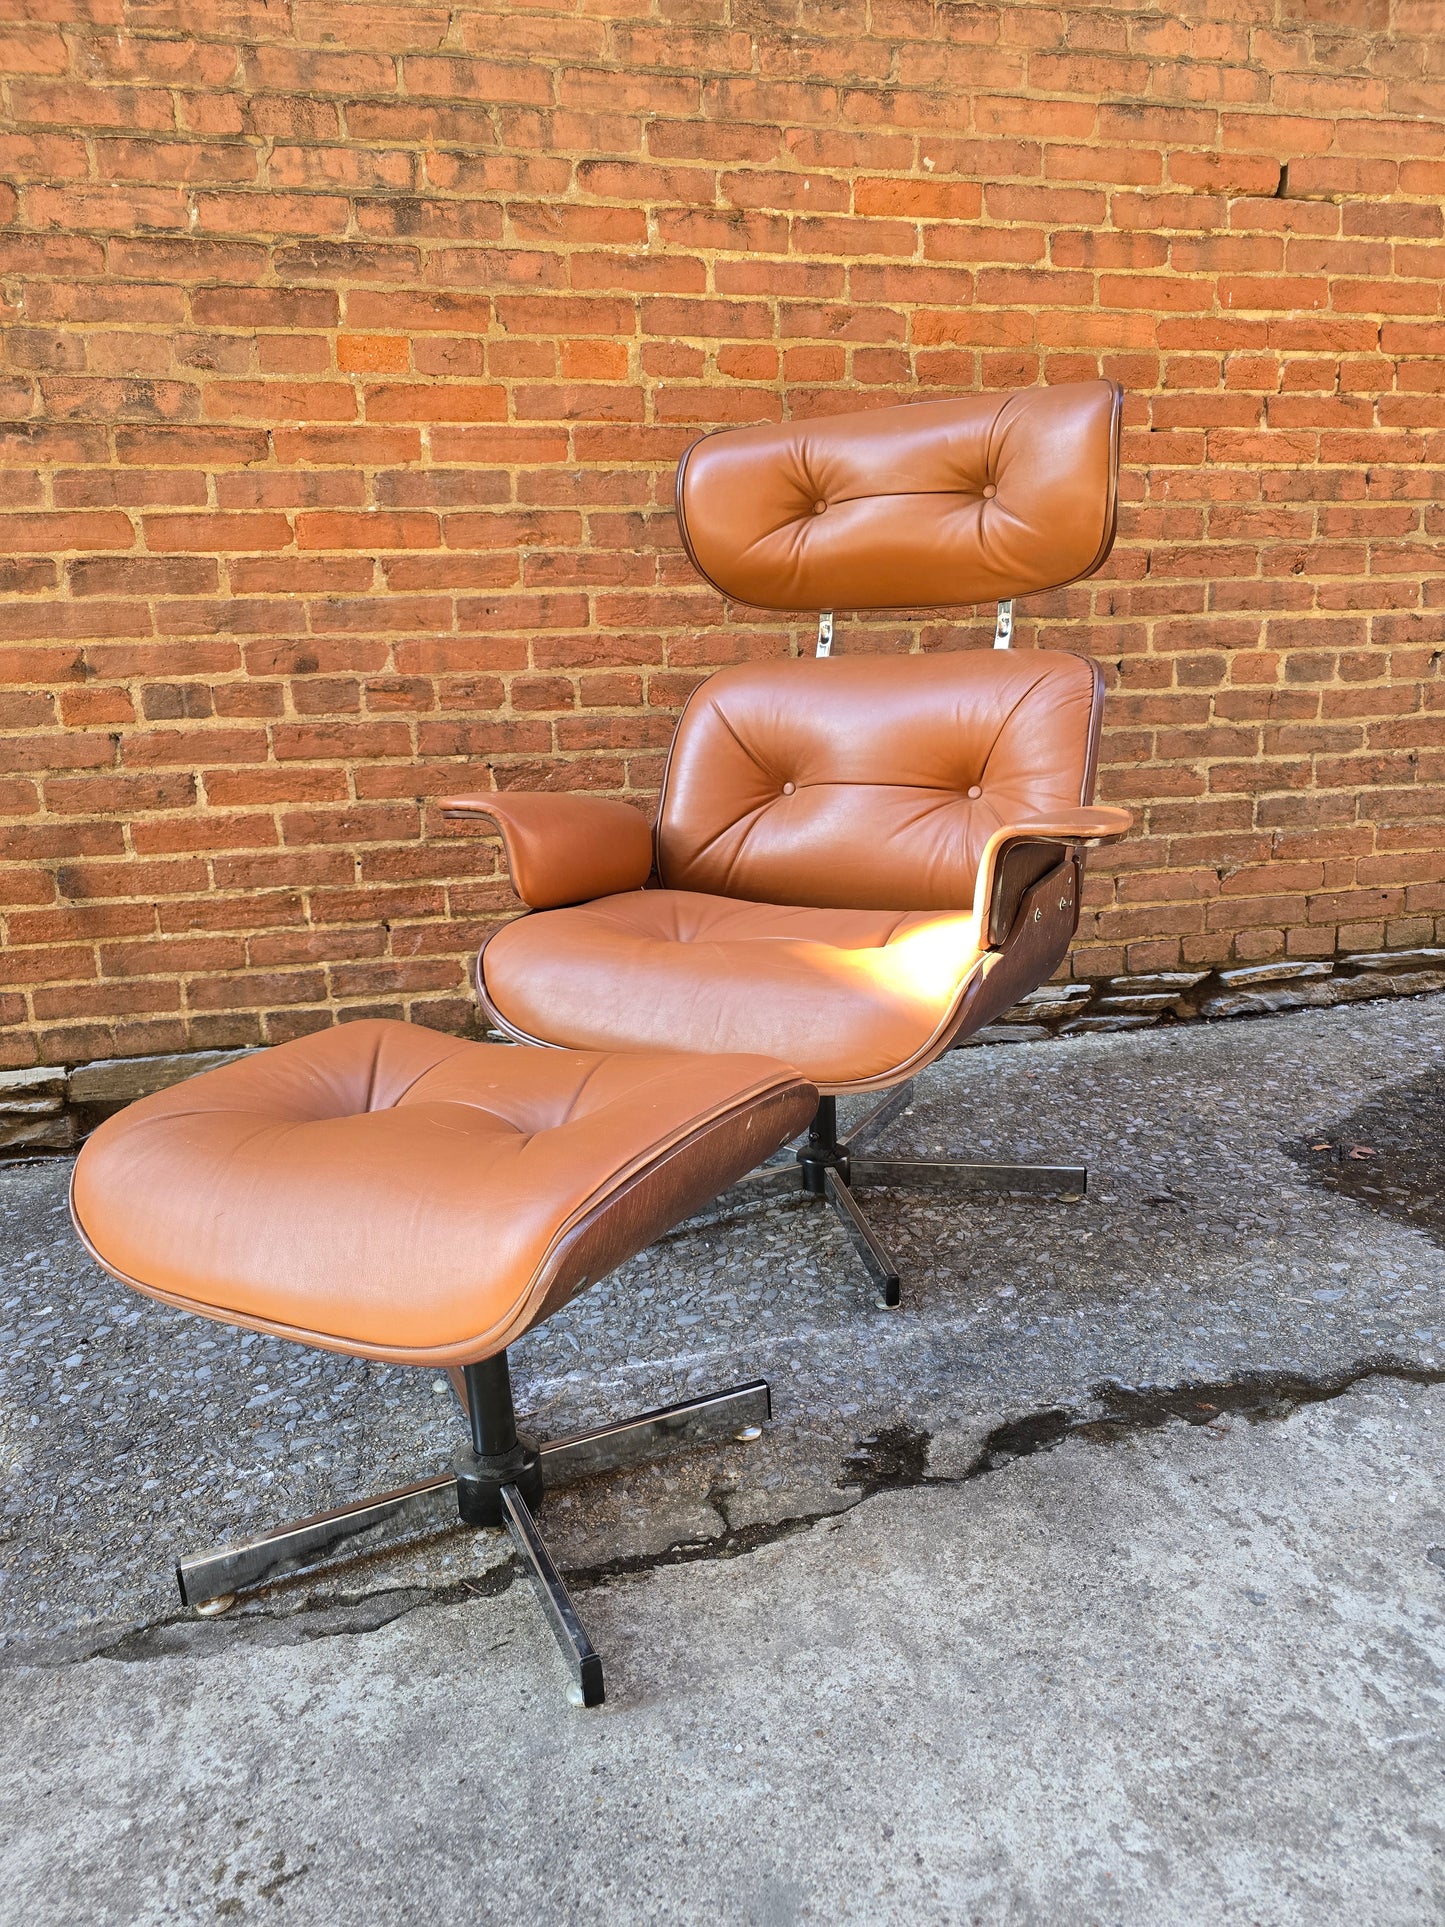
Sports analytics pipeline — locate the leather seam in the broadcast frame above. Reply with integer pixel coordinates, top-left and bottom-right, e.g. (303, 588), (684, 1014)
(976, 666), (1060, 787)
(494, 1076), (813, 1349)
(673, 431), (734, 602)
(655, 667), (722, 890)
(681, 696), (783, 892)
(1080, 654), (1107, 803)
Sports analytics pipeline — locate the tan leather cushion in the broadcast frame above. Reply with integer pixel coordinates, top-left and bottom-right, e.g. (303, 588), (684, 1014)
(70, 1021), (815, 1367)
(675, 381), (1120, 611)
(656, 651), (1102, 913)
(483, 891), (987, 1092)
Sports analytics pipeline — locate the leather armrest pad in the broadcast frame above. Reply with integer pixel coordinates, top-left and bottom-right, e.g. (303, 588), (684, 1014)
(440, 791), (654, 909)
(973, 807), (1133, 945)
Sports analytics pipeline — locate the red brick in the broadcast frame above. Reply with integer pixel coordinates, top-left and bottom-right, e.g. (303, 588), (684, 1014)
(363, 383), (507, 423)
(0, 1), (1442, 1055)
(203, 381), (356, 421)
(985, 182), (1107, 226)
(337, 333), (410, 374)
(0, 511), (134, 552)
(402, 54), (550, 105)
(191, 287), (339, 329)
(8, 81), (174, 130)
(294, 511), (439, 550)
(1028, 51), (1150, 96)
(853, 178), (982, 219)
(143, 513), (291, 551)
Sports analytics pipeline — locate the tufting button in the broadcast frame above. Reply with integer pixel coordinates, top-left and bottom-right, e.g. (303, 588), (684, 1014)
(782, 781), (796, 795)
(966, 784), (982, 799)
(982, 483), (997, 499)
(813, 500), (827, 515)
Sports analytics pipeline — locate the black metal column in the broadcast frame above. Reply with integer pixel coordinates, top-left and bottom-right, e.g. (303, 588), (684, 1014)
(463, 1352), (520, 1457)
(797, 1096), (846, 1194)
(454, 1349), (543, 1525)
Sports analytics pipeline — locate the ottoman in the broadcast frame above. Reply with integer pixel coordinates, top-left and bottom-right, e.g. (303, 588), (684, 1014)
(71, 1019), (816, 1705)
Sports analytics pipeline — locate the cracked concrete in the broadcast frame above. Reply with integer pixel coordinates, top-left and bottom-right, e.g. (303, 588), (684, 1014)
(1, 993), (1444, 1921)
(2, 1375), (1442, 1925)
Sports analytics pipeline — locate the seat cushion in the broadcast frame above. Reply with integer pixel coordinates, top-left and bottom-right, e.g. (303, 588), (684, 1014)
(70, 1021), (815, 1367)
(482, 890), (987, 1092)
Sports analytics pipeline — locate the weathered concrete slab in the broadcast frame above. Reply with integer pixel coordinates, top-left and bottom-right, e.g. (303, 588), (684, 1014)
(62, 1048), (255, 1106)
(0, 1067), (71, 1153)
(0, 995), (1443, 1922)
(0, 1378), (1440, 1925)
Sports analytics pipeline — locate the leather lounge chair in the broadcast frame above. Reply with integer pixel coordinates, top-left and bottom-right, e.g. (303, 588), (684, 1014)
(443, 381), (1133, 1307)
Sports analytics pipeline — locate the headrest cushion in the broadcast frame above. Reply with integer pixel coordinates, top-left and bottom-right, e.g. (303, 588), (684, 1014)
(675, 380), (1122, 612)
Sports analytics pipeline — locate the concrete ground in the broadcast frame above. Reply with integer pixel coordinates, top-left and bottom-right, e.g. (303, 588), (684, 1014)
(1, 994), (1442, 1924)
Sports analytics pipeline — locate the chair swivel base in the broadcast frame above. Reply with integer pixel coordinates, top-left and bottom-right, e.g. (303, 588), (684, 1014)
(175, 1354), (771, 1709)
(719, 1083), (1087, 1308)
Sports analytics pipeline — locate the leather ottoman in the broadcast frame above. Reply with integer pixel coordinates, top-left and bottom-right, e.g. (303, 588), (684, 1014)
(71, 1019), (816, 1704)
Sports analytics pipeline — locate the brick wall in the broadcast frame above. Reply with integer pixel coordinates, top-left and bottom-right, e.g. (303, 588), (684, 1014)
(2, 0), (1443, 1072)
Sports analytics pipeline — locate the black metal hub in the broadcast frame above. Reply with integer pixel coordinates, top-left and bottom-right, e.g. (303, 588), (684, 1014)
(796, 1145), (847, 1193)
(453, 1437), (543, 1526)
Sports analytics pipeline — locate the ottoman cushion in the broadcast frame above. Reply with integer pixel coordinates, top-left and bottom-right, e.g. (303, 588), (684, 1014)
(70, 1020), (815, 1367)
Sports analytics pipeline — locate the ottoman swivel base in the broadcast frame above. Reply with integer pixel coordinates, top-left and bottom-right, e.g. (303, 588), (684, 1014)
(176, 1354), (770, 1708)
(70, 1020), (817, 1707)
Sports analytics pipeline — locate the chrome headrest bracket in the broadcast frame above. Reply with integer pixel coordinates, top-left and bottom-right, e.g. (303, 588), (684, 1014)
(816, 610), (835, 657)
(993, 600), (1013, 649)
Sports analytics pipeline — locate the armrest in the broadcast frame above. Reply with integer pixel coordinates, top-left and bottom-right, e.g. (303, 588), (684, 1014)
(971, 807), (1133, 946)
(440, 791), (654, 910)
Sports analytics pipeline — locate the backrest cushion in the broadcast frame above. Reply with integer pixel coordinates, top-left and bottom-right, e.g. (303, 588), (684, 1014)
(675, 381), (1121, 612)
(656, 651), (1104, 913)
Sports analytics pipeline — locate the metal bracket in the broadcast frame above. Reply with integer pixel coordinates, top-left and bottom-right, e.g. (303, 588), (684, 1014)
(816, 610), (834, 657)
(993, 599), (1013, 649)
(823, 1167), (901, 1308)
(537, 1381), (770, 1482)
(849, 1157), (1086, 1202)
(501, 1482), (605, 1708)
